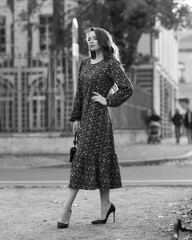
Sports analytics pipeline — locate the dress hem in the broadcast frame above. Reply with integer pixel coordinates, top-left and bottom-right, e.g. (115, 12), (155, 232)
(68, 184), (122, 191)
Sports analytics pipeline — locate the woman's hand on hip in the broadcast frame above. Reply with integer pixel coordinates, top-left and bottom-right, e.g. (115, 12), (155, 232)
(91, 92), (107, 106)
(73, 121), (80, 134)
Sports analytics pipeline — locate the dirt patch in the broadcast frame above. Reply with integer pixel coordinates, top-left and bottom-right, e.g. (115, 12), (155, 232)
(1, 186), (192, 240)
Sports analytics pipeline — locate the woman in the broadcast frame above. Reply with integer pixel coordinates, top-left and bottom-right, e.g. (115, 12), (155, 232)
(57, 27), (133, 228)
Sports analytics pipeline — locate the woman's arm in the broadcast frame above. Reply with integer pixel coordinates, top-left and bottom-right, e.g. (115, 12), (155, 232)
(106, 59), (134, 107)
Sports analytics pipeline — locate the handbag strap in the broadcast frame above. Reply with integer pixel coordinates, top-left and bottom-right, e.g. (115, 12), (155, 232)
(73, 132), (78, 146)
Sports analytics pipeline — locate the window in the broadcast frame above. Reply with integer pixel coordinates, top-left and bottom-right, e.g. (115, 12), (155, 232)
(39, 15), (53, 52)
(0, 16), (6, 54)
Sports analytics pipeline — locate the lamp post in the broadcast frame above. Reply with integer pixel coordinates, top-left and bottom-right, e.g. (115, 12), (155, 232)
(72, 18), (79, 98)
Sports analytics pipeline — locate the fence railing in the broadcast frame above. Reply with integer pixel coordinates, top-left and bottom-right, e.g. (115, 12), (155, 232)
(0, 53), (73, 133)
(0, 54), (153, 133)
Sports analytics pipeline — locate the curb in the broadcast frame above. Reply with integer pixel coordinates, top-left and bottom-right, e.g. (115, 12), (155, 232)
(118, 151), (192, 167)
(1, 151), (192, 170)
(31, 151), (192, 169)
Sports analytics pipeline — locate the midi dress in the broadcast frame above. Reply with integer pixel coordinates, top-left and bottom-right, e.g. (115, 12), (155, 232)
(69, 57), (133, 190)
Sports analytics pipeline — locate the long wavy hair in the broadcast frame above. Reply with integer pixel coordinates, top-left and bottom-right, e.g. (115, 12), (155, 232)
(87, 27), (121, 63)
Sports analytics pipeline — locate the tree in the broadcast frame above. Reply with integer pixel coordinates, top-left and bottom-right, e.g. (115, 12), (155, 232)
(6, 0), (67, 53)
(6, 0), (191, 69)
(77, 0), (191, 70)
(6, 0), (69, 130)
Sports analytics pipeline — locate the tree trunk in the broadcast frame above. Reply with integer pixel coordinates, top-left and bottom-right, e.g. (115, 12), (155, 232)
(123, 28), (143, 69)
(47, 0), (65, 130)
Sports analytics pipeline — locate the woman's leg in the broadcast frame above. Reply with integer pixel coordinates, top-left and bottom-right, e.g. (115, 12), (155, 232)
(99, 189), (111, 219)
(59, 188), (79, 222)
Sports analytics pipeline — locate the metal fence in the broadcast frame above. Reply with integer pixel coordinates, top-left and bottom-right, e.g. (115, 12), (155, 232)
(0, 53), (73, 133)
(0, 54), (152, 133)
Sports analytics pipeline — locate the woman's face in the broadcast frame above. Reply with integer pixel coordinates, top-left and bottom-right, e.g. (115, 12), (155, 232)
(87, 30), (101, 51)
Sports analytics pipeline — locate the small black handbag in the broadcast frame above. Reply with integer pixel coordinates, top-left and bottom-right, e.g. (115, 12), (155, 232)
(69, 132), (78, 162)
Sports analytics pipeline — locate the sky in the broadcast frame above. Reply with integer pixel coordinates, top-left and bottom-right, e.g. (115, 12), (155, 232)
(185, 0), (192, 8)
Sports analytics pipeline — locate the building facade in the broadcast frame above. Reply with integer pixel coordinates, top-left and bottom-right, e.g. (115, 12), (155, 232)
(0, 0), (77, 133)
(137, 24), (179, 137)
(177, 27), (192, 110)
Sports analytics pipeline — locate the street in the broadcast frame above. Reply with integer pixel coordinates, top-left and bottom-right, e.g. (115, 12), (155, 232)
(1, 163), (192, 186)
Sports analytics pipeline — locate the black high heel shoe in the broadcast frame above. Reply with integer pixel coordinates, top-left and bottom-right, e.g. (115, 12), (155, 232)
(91, 203), (116, 224)
(57, 210), (72, 229)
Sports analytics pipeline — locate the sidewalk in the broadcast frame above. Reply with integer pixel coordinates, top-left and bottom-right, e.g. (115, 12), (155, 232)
(0, 136), (192, 169)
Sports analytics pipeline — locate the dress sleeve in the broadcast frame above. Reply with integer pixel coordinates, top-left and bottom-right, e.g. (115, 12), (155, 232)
(106, 58), (134, 107)
(70, 60), (84, 122)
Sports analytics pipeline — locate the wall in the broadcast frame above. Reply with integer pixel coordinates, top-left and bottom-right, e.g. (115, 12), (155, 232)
(155, 27), (179, 84)
(178, 29), (192, 84)
(0, 130), (148, 155)
(0, 0), (75, 57)
(177, 28), (192, 108)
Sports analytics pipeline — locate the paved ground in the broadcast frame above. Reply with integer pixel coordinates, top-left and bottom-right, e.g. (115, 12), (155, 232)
(0, 136), (191, 169)
(1, 186), (192, 240)
(1, 136), (192, 239)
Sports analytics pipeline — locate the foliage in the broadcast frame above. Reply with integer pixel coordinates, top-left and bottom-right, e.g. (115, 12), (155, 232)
(7, 0), (45, 15)
(6, 0), (14, 12)
(6, 0), (192, 68)
(77, 0), (191, 69)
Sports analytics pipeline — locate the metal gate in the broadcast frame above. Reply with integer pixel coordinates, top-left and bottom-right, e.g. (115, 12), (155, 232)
(0, 54), (72, 133)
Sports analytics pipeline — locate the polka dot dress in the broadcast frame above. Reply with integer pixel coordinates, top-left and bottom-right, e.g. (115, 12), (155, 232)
(69, 57), (133, 190)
